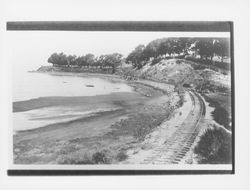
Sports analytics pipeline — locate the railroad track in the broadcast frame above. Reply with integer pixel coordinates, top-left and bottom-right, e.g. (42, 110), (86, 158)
(141, 90), (206, 164)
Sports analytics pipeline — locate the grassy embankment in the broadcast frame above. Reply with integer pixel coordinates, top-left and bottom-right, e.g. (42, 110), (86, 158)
(194, 126), (232, 164)
(188, 58), (232, 164)
(193, 92), (232, 164)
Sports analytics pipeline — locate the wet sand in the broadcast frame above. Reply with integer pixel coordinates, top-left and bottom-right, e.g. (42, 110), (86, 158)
(13, 92), (146, 113)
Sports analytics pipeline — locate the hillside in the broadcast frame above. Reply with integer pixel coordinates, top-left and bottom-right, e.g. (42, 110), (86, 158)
(122, 58), (231, 93)
(124, 59), (195, 84)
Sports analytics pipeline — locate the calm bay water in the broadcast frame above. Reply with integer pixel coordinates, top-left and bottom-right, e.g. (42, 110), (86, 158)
(13, 71), (133, 132)
(13, 72), (133, 102)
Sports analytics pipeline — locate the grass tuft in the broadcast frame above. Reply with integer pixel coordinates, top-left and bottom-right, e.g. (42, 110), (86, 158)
(57, 149), (112, 164)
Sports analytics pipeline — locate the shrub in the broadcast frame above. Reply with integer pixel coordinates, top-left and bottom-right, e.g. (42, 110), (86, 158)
(212, 107), (231, 131)
(116, 151), (128, 161)
(92, 151), (110, 164)
(194, 127), (232, 164)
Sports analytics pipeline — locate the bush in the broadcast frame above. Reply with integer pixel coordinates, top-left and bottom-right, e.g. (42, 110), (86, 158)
(92, 151), (110, 164)
(116, 151), (128, 161)
(194, 127), (232, 164)
(212, 107), (231, 131)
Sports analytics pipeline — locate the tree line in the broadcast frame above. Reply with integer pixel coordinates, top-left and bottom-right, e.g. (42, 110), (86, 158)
(125, 38), (230, 69)
(48, 37), (230, 72)
(48, 52), (123, 73)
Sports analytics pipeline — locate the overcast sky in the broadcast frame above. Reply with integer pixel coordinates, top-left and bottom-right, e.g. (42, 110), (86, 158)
(7, 31), (230, 73)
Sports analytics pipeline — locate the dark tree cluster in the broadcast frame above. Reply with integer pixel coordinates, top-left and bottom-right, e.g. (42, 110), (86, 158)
(48, 52), (123, 73)
(126, 38), (230, 69)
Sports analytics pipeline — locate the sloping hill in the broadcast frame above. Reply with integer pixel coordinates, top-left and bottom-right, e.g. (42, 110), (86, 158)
(199, 69), (231, 88)
(125, 59), (198, 85)
(122, 58), (231, 93)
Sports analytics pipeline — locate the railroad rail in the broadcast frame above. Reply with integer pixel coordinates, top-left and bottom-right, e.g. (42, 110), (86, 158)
(141, 89), (206, 164)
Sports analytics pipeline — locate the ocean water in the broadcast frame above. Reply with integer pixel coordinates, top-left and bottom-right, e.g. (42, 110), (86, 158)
(13, 71), (133, 132)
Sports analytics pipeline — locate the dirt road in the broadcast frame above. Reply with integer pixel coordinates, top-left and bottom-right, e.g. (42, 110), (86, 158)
(124, 87), (206, 164)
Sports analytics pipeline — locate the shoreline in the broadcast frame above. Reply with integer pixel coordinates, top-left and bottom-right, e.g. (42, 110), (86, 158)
(13, 71), (167, 114)
(35, 70), (123, 82)
(13, 71), (177, 164)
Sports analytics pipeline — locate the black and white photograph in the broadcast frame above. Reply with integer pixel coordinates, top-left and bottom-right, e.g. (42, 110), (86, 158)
(2, 0), (250, 189)
(5, 21), (233, 174)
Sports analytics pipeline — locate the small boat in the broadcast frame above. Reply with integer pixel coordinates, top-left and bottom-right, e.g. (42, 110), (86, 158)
(85, 84), (94, 87)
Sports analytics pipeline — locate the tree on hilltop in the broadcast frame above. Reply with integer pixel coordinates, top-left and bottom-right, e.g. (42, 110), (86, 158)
(126, 45), (146, 69)
(195, 38), (214, 60)
(213, 38), (230, 62)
